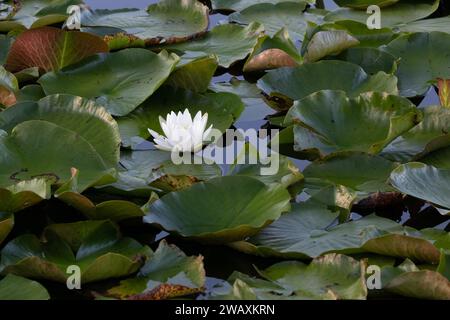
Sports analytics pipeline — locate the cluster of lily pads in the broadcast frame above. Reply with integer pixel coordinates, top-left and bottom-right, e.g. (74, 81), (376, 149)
(0, 0), (449, 300)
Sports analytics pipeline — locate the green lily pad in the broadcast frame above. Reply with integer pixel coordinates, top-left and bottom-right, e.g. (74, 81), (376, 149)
(0, 211), (13, 245)
(106, 240), (205, 300)
(231, 200), (441, 262)
(0, 220), (150, 283)
(383, 32), (450, 97)
(0, 178), (51, 212)
(0, 94), (121, 169)
(303, 152), (397, 193)
(81, 0), (209, 47)
(303, 30), (359, 63)
(212, 0), (312, 11)
(0, 0), (83, 32)
(381, 259), (450, 299)
(228, 2), (322, 43)
(421, 145), (450, 169)
(5, 27), (109, 73)
(0, 274), (50, 300)
(398, 16), (450, 34)
(165, 53), (218, 93)
(164, 22), (263, 68)
(285, 90), (421, 157)
(243, 28), (302, 72)
(0, 34), (12, 65)
(38, 49), (179, 116)
(144, 176), (291, 244)
(103, 149), (222, 196)
(257, 60), (398, 110)
(325, 0), (439, 27)
(116, 86), (244, 148)
(334, 0), (400, 9)
(390, 163), (450, 214)
(0, 120), (116, 193)
(337, 47), (397, 75)
(382, 105), (450, 162)
(15, 84), (45, 103)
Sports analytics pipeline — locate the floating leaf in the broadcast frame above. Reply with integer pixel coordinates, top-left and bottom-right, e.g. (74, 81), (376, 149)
(0, 94), (121, 168)
(381, 259), (450, 299)
(231, 200), (441, 262)
(0, 66), (17, 107)
(81, 0), (209, 47)
(38, 49), (179, 116)
(5, 27), (109, 73)
(0, 220), (150, 283)
(303, 30), (359, 63)
(384, 32), (450, 97)
(0, 178), (51, 213)
(382, 105), (450, 162)
(336, 47), (397, 75)
(103, 149), (222, 196)
(0, 274), (50, 300)
(212, 0), (312, 12)
(390, 163), (450, 214)
(303, 152), (397, 194)
(325, 0), (439, 27)
(106, 241), (205, 300)
(164, 22), (263, 68)
(228, 2), (322, 43)
(0, 34), (13, 65)
(334, 0), (400, 9)
(285, 90), (420, 157)
(144, 176), (291, 244)
(0, 0), (83, 32)
(257, 60), (398, 110)
(0, 96), (119, 192)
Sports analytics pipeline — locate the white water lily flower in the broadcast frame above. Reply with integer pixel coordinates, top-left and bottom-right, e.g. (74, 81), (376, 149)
(148, 109), (213, 153)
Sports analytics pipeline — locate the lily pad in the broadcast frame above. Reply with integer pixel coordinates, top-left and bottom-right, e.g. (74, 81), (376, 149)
(398, 16), (450, 34)
(383, 32), (450, 97)
(164, 22), (263, 68)
(106, 240), (205, 300)
(0, 211), (13, 245)
(334, 0), (400, 9)
(336, 47), (397, 75)
(260, 254), (367, 299)
(38, 49), (179, 116)
(390, 163), (450, 214)
(103, 149), (222, 196)
(231, 200), (441, 262)
(303, 30), (359, 63)
(144, 176), (291, 244)
(211, 0), (312, 12)
(382, 105), (450, 162)
(257, 60), (398, 110)
(165, 53), (218, 93)
(243, 28), (302, 73)
(381, 259), (450, 299)
(0, 274), (50, 300)
(0, 178), (51, 213)
(325, 0), (440, 27)
(0, 34), (12, 65)
(0, 120), (116, 193)
(0, 220), (150, 283)
(228, 2), (322, 43)
(0, 0), (83, 32)
(5, 27), (109, 73)
(116, 86), (244, 148)
(0, 94), (121, 168)
(285, 90), (421, 157)
(303, 152), (397, 193)
(81, 0), (209, 47)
